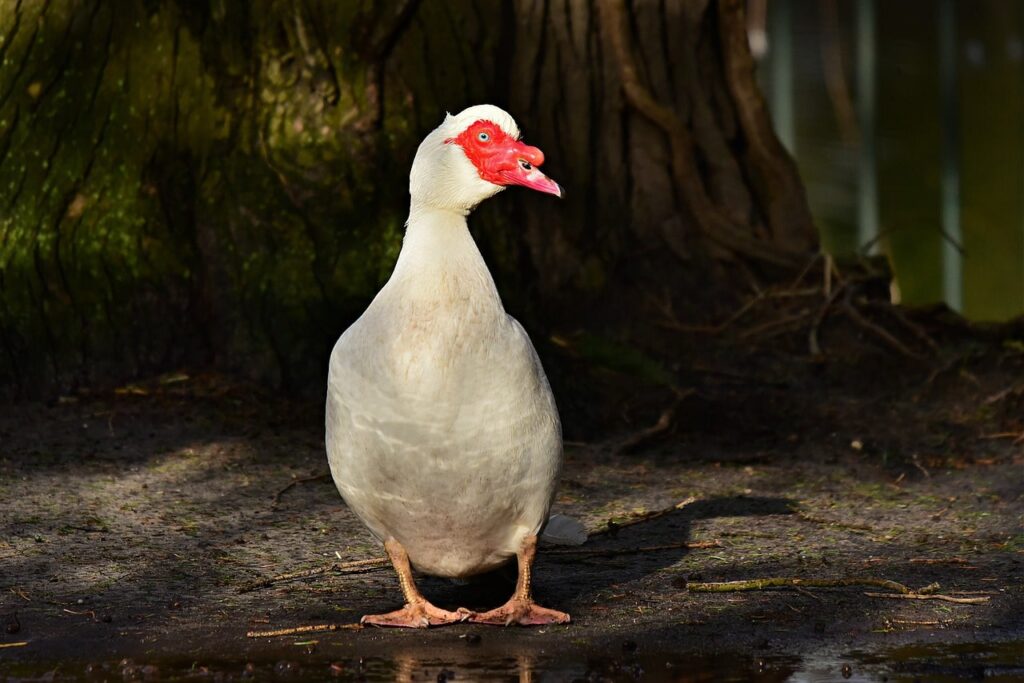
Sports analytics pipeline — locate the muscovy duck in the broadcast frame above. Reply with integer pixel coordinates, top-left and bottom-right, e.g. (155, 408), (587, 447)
(326, 105), (574, 628)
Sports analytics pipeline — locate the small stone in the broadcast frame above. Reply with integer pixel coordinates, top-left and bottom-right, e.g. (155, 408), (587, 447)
(841, 663), (853, 678)
(101, 614), (113, 623)
(622, 640), (638, 653)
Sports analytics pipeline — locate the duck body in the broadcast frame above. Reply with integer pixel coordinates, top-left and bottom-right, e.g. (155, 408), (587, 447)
(326, 206), (561, 578)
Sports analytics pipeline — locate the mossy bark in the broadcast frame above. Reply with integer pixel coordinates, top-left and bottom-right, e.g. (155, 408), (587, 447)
(0, 0), (816, 396)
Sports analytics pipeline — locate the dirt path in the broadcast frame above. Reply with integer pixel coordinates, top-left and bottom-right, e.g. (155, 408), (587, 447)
(1, 356), (1022, 678)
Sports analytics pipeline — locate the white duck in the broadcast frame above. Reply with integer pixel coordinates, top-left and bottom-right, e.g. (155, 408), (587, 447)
(326, 105), (573, 628)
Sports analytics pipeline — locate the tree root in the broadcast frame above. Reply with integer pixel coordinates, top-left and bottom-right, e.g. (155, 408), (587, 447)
(247, 623), (361, 638)
(685, 577), (989, 604)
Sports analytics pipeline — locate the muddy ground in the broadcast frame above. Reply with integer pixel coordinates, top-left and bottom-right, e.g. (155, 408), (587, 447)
(1, 327), (1023, 679)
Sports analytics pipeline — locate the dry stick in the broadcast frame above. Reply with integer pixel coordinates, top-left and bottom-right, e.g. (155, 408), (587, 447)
(272, 472), (331, 507)
(247, 623), (362, 639)
(610, 389), (695, 455)
(588, 497), (699, 538)
(238, 558), (388, 593)
(686, 578), (988, 604)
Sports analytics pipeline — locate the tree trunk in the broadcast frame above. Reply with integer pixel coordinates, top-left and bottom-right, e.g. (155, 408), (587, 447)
(0, 0), (817, 399)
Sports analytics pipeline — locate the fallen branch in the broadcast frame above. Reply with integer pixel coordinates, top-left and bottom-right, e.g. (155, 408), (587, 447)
(588, 497), (698, 537)
(247, 623), (362, 638)
(238, 558), (388, 593)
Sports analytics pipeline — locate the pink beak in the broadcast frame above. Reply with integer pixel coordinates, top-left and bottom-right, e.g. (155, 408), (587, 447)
(496, 142), (564, 198)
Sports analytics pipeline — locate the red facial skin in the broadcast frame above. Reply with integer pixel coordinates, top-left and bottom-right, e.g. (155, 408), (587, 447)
(446, 120), (563, 197)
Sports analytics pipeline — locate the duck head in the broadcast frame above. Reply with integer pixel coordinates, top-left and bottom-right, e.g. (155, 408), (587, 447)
(409, 105), (563, 213)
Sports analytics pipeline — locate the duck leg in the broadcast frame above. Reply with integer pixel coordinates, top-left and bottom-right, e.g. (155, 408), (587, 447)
(361, 539), (469, 628)
(468, 535), (570, 626)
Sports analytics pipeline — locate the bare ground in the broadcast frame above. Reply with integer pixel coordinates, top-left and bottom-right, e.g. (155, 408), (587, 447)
(1, 328), (1023, 679)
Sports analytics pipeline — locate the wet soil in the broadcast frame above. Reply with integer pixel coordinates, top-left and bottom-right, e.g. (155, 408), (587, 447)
(1, 329), (1023, 679)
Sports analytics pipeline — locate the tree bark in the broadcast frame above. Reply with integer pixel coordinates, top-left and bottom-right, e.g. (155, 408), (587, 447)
(0, 0), (817, 397)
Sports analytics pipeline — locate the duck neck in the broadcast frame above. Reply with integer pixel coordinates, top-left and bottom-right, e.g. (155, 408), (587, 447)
(391, 201), (502, 308)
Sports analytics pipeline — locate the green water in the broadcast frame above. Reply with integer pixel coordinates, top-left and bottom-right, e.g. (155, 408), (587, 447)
(766, 0), (1024, 321)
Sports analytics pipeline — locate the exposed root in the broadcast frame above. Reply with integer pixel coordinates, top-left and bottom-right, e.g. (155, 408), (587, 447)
(247, 623), (362, 638)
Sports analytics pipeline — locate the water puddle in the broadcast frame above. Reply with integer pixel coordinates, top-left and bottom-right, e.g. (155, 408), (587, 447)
(1, 641), (1021, 681)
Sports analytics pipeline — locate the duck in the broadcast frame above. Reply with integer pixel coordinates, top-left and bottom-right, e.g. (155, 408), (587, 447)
(326, 105), (575, 628)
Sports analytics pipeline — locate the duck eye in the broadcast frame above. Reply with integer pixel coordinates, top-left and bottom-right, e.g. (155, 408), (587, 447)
(477, 132), (490, 142)
(519, 159), (532, 171)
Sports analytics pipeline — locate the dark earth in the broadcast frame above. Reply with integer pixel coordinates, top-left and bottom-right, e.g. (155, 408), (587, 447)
(2, 313), (1023, 681)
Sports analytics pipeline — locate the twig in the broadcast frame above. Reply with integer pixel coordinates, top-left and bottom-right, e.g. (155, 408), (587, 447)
(0, 642), (28, 649)
(864, 593), (989, 605)
(546, 540), (719, 559)
(238, 558), (388, 593)
(909, 557), (968, 565)
(611, 389), (694, 455)
(589, 497), (698, 537)
(686, 577), (916, 594)
(247, 623), (362, 638)
(272, 472), (331, 507)
(738, 309), (812, 340)
(980, 431), (1024, 444)
(795, 510), (874, 532)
